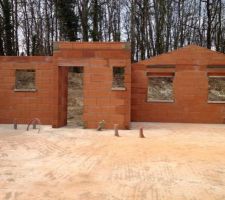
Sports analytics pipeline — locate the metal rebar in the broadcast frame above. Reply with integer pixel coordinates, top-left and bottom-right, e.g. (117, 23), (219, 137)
(114, 124), (120, 137)
(13, 119), (17, 130)
(139, 128), (145, 138)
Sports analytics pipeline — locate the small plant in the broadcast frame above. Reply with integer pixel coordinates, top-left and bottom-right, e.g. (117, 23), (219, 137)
(97, 120), (105, 131)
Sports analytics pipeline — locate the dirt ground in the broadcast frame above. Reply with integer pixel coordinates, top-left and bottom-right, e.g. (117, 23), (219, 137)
(0, 123), (225, 200)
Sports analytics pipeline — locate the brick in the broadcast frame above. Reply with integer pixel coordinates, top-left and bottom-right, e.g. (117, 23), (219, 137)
(132, 45), (225, 124)
(1, 44), (224, 128)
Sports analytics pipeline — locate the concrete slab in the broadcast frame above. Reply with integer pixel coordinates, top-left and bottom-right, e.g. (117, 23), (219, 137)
(0, 123), (225, 199)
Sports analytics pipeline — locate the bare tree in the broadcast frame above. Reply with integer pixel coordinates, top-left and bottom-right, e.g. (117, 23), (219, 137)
(0, 0), (224, 58)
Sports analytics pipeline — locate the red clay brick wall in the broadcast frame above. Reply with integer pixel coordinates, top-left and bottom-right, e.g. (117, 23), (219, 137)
(0, 57), (54, 125)
(132, 45), (225, 124)
(53, 42), (131, 129)
(0, 43), (131, 129)
(4, 44), (223, 127)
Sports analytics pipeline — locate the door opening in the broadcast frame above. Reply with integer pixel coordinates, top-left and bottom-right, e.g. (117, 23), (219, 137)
(67, 67), (84, 127)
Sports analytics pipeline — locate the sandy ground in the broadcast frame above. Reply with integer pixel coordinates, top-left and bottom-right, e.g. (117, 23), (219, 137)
(0, 123), (225, 200)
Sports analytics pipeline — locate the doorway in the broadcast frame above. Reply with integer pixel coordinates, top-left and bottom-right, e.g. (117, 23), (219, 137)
(67, 67), (84, 127)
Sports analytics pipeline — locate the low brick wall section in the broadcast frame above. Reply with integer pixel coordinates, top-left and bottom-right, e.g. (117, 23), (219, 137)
(0, 56), (54, 125)
(131, 45), (225, 124)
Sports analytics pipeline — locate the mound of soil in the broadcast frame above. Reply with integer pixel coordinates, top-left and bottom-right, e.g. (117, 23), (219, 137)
(148, 77), (174, 101)
(67, 72), (84, 127)
(208, 77), (225, 101)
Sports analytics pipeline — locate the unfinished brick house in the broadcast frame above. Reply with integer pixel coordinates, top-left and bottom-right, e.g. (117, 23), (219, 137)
(0, 43), (224, 129)
(132, 45), (225, 124)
